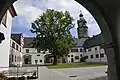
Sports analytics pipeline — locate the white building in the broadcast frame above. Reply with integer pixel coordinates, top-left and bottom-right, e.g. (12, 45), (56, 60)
(83, 34), (107, 63)
(0, 5), (17, 71)
(67, 38), (87, 63)
(23, 37), (48, 65)
(67, 12), (89, 63)
(9, 33), (24, 66)
(67, 12), (107, 64)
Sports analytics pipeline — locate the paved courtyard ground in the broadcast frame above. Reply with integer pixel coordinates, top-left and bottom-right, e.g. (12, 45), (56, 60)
(8, 66), (107, 80)
(39, 66), (107, 80)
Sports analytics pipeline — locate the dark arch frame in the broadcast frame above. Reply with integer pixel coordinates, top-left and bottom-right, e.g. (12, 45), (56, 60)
(0, 0), (119, 80)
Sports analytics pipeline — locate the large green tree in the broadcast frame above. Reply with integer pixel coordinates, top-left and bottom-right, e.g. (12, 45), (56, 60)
(31, 9), (75, 65)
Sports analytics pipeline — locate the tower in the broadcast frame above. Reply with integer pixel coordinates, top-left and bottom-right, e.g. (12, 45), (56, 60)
(77, 11), (88, 38)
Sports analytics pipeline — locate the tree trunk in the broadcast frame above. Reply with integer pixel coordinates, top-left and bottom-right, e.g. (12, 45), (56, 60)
(53, 55), (57, 65)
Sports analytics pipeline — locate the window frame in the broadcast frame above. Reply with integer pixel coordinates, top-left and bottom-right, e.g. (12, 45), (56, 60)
(100, 54), (104, 58)
(26, 49), (29, 53)
(91, 55), (93, 59)
(96, 54), (99, 58)
(75, 56), (79, 60)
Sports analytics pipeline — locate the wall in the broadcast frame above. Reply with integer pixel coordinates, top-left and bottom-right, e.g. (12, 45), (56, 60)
(67, 47), (84, 63)
(84, 46), (107, 63)
(23, 48), (46, 65)
(0, 10), (12, 71)
(10, 39), (23, 66)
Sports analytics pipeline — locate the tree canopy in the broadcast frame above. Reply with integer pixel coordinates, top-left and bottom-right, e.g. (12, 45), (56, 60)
(31, 9), (75, 65)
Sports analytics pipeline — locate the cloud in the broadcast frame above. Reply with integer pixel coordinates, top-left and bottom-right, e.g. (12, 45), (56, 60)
(12, 0), (101, 37)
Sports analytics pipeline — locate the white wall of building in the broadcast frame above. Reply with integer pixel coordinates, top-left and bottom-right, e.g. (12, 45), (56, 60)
(31, 53), (45, 65)
(23, 48), (46, 65)
(84, 46), (107, 63)
(0, 10), (12, 71)
(67, 47), (84, 63)
(10, 39), (23, 66)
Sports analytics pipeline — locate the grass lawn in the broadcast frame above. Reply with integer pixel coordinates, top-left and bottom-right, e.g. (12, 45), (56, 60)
(47, 63), (107, 69)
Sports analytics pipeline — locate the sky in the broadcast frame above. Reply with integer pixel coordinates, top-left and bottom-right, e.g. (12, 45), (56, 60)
(12, 0), (101, 37)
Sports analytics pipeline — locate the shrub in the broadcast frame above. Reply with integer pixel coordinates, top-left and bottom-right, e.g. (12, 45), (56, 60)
(0, 73), (8, 80)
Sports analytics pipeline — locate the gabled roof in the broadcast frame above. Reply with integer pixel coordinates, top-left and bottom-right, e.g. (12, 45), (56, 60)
(24, 37), (34, 48)
(74, 38), (88, 47)
(83, 34), (104, 49)
(11, 33), (22, 45)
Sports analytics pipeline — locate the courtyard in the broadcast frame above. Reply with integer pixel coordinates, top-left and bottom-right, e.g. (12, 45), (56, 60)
(7, 65), (107, 80)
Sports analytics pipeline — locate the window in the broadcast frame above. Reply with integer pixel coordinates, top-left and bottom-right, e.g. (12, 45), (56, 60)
(71, 49), (78, 52)
(95, 47), (97, 52)
(16, 45), (18, 50)
(68, 55), (70, 57)
(11, 55), (13, 62)
(100, 54), (104, 58)
(40, 60), (42, 63)
(35, 60), (38, 63)
(85, 56), (88, 59)
(37, 49), (41, 53)
(84, 49), (86, 52)
(96, 54), (99, 58)
(71, 55), (73, 57)
(20, 48), (21, 52)
(75, 56), (79, 60)
(80, 49), (82, 52)
(91, 55), (93, 59)
(88, 48), (91, 52)
(95, 48), (97, 51)
(80, 54), (82, 57)
(37, 54), (40, 56)
(12, 42), (15, 48)
(26, 49), (29, 53)
(15, 56), (16, 62)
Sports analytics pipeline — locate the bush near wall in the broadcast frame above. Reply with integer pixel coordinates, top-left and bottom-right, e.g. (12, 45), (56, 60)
(0, 73), (26, 80)
(7, 76), (25, 80)
(0, 73), (8, 80)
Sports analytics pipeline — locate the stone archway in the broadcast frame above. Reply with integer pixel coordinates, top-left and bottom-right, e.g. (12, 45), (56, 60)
(0, 0), (120, 80)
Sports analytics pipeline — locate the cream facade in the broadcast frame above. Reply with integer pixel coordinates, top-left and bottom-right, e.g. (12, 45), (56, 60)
(0, 5), (17, 71)
(9, 39), (23, 66)
(84, 46), (107, 63)
(67, 47), (83, 63)
(23, 48), (47, 65)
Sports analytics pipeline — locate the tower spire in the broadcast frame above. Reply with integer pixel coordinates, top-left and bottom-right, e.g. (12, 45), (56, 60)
(77, 10), (88, 38)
